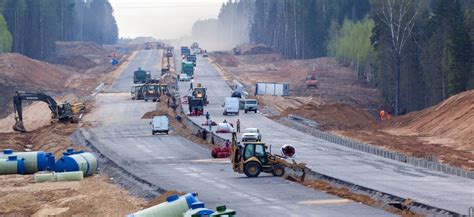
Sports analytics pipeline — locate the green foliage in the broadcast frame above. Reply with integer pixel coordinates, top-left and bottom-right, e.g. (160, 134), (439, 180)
(0, 13), (12, 52)
(327, 18), (375, 79)
(0, 0), (118, 59)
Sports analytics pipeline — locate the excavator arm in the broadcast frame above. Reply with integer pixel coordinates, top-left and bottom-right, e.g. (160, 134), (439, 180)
(12, 91), (62, 132)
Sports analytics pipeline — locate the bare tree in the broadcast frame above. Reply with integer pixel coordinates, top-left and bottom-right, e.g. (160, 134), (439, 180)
(373, 0), (426, 115)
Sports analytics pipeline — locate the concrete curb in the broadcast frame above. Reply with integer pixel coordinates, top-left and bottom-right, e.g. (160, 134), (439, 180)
(285, 167), (462, 216)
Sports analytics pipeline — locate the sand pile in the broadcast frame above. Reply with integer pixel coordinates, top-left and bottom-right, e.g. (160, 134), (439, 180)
(389, 90), (474, 150)
(0, 53), (70, 90)
(281, 102), (376, 130)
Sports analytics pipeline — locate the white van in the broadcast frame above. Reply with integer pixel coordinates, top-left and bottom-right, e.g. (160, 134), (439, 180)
(151, 115), (169, 135)
(223, 97), (239, 116)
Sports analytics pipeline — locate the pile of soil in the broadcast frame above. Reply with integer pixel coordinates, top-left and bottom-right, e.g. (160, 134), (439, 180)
(0, 174), (145, 216)
(335, 90), (474, 170)
(47, 41), (110, 69)
(242, 45), (274, 55)
(212, 51), (239, 67)
(0, 53), (70, 90)
(54, 41), (109, 57)
(385, 90), (474, 152)
(280, 103), (376, 130)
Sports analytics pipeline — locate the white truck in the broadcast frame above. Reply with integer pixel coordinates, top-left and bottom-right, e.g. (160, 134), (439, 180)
(151, 115), (169, 135)
(223, 97), (239, 116)
(244, 99), (258, 113)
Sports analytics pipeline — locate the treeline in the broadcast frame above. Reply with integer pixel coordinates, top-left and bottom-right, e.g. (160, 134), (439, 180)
(202, 0), (473, 115)
(189, 0), (254, 51)
(0, 0), (118, 60)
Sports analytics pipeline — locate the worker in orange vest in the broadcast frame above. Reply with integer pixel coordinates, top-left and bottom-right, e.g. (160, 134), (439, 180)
(379, 110), (386, 121)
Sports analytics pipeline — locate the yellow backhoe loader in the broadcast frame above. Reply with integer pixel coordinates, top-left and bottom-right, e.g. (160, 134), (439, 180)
(230, 132), (306, 178)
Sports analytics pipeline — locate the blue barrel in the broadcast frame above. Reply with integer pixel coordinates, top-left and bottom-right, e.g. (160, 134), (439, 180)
(0, 156), (25, 175)
(0, 149), (48, 174)
(183, 202), (214, 217)
(54, 152), (98, 177)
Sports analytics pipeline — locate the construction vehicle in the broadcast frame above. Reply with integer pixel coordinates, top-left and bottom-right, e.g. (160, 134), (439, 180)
(192, 83), (208, 105)
(181, 61), (194, 78)
(233, 47), (241, 55)
(189, 98), (204, 116)
(12, 91), (83, 132)
(186, 54), (197, 66)
(134, 67), (151, 84)
(306, 64), (318, 89)
(181, 46), (191, 57)
(143, 84), (161, 102)
(230, 132), (306, 178)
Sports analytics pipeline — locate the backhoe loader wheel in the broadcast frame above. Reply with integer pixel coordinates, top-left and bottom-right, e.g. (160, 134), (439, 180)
(244, 162), (261, 178)
(272, 164), (285, 177)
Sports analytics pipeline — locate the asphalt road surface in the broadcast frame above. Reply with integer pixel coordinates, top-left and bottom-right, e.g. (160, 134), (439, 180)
(178, 55), (474, 215)
(81, 49), (394, 216)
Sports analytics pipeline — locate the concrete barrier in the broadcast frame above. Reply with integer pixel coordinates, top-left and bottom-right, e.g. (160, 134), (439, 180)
(283, 115), (474, 180)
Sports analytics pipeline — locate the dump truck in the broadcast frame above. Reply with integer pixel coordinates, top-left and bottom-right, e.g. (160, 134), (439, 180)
(143, 84), (161, 102)
(186, 54), (197, 66)
(192, 83), (208, 105)
(134, 67), (151, 84)
(181, 61), (194, 78)
(230, 132), (305, 178)
(12, 91), (84, 132)
(181, 46), (191, 57)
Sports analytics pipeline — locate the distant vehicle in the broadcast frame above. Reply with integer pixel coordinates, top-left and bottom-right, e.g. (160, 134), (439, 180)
(181, 46), (191, 57)
(186, 54), (197, 66)
(193, 83), (208, 105)
(179, 73), (191, 81)
(223, 97), (239, 116)
(134, 67), (151, 84)
(241, 128), (262, 142)
(151, 115), (169, 135)
(306, 64), (318, 89)
(181, 61), (194, 78)
(244, 99), (258, 113)
(203, 52), (208, 57)
(306, 75), (318, 89)
(189, 98), (204, 116)
(233, 47), (241, 55)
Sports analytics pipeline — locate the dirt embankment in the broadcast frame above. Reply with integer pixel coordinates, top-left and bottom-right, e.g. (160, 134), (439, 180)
(336, 90), (474, 170)
(212, 49), (381, 113)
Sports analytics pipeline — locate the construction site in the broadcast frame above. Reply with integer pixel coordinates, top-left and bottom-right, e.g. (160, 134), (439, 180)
(0, 1), (473, 217)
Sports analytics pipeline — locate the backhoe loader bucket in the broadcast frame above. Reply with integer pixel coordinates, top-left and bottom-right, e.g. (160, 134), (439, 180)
(13, 119), (27, 132)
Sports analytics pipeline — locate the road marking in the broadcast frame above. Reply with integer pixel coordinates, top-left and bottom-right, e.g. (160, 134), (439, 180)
(297, 199), (351, 205)
(190, 159), (231, 164)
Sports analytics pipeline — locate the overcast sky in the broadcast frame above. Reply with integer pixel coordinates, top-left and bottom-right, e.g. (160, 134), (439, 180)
(109, 0), (227, 40)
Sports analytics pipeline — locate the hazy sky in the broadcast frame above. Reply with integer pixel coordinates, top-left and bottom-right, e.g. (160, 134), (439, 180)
(109, 0), (227, 40)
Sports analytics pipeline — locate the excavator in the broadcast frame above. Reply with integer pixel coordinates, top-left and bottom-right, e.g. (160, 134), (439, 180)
(230, 132), (306, 178)
(12, 91), (84, 132)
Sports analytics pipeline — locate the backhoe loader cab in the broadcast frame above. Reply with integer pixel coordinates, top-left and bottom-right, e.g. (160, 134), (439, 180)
(231, 132), (305, 178)
(231, 133), (285, 178)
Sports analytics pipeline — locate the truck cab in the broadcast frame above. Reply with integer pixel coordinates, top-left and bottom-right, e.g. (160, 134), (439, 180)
(134, 68), (151, 84)
(181, 61), (194, 78)
(143, 84), (161, 102)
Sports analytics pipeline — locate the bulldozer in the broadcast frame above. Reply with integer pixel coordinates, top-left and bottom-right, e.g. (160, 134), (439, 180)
(230, 132), (306, 178)
(12, 91), (84, 132)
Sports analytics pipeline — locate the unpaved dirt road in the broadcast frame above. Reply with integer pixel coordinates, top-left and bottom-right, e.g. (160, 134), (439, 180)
(178, 55), (474, 215)
(80, 49), (393, 216)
